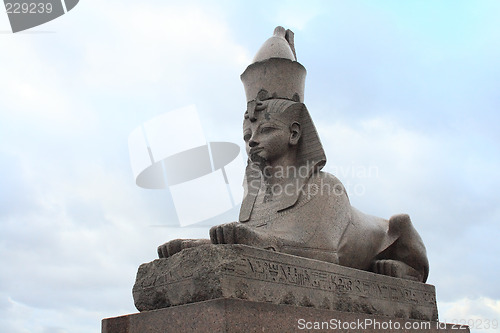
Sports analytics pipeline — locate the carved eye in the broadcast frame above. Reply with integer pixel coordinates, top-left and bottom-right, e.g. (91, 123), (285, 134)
(243, 133), (251, 142)
(260, 126), (275, 134)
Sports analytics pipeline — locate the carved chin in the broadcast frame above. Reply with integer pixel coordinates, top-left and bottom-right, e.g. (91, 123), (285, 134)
(250, 152), (267, 164)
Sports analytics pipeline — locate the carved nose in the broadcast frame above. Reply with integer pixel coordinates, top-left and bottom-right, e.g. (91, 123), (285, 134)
(248, 139), (258, 148)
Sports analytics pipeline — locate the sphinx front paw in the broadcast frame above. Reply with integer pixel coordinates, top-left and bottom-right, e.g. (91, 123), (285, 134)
(157, 239), (210, 258)
(210, 222), (241, 244)
(210, 222), (267, 245)
(371, 259), (422, 282)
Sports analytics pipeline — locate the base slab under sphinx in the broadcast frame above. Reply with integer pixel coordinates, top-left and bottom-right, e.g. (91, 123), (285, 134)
(102, 298), (469, 333)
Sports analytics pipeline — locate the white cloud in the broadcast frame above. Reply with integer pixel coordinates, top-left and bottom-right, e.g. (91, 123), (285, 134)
(0, 294), (105, 333)
(0, 151), (210, 332)
(439, 297), (500, 333)
(79, 1), (251, 95)
(316, 116), (437, 214)
(0, 40), (95, 134)
(273, 0), (322, 31)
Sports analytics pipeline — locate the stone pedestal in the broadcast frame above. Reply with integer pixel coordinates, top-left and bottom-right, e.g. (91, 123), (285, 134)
(102, 298), (469, 332)
(102, 245), (469, 332)
(133, 244), (437, 321)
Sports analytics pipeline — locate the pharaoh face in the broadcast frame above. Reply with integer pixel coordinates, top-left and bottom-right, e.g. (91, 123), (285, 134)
(243, 112), (300, 166)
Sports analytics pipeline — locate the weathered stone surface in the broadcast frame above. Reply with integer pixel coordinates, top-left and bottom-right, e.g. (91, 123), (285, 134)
(103, 298), (468, 333)
(133, 244), (438, 321)
(157, 26), (430, 284)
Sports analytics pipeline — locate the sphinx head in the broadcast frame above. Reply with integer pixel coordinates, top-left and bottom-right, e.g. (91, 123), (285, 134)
(239, 27), (327, 220)
(243, 99), (302, 169)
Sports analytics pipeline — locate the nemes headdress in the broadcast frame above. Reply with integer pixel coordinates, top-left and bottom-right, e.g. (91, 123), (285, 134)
(239, 26), (327, 222)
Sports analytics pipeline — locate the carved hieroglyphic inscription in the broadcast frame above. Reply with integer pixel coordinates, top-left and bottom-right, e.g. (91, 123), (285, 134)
(137, 264), (194, 290)
(221, 255), (435, 307)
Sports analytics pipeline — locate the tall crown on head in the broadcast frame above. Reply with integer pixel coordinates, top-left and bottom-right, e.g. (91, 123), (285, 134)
(241, 26), (307, 103)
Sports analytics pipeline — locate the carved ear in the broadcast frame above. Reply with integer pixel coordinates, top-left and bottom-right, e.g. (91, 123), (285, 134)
(289, 122), (301, 145)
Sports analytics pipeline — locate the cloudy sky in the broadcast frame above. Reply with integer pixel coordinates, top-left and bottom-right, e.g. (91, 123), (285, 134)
(1, 0), (499, 332)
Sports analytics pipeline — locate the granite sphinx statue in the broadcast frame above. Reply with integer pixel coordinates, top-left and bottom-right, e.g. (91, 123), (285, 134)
(157, 26), (429, 283)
